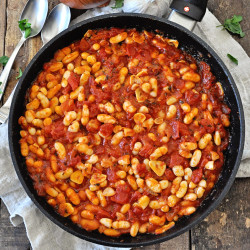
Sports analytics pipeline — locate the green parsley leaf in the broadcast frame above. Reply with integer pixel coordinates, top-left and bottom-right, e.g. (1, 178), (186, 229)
(227, 54), (238, 65)
(18, 19), (28, 31)
(16, 68), (23, 79)
(0, 56), (9, 66)
(218, 15), (245, 38)
(18, 19), (32, 38)
(25, 28), (31, 38)
(112, 0), (124, 9)
(24, 22), (31, 29)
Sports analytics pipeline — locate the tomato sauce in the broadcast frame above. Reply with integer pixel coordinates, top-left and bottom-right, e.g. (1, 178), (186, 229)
(18, 28), (231, 237)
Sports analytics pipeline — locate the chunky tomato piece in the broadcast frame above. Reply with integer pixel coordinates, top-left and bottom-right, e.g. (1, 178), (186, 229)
(171, 121), (180, 140)
(62, 84), (72, 95)
(199, 61), (215, 89)
(65, 131), (78, 143)
(68, 72), (80, 91)
(185, 89), (201, 105)
(169, 152), (184, 168)
(51, 120), (66, 139)
(111, 184), (131, 204)
(179, 122), (191, 136)
(87, 205), (111, 220)
(126, 44), (137, 57)
(167, 139), (179, 155)
(140, 208), (153, 222)
(136, 163), (148, 176)
(96, 48), (108, 62)
(139, 136), (155, 157)
(107, 167), (120, 183)
(165, 205), (181, 222)
(68, 155), (81, 167)
(90, 84), (111, 103)
(133, 206), (143, 217)
(200, 119), (215, 133)
(165, 168), (176, 181)
(61, 99), (76, 113)
(127, 210), (136, 222)
(99, 124), (114, 138)
(86, 119), (101, 133)
(174, 79), (185, 89)
(130, 191), (142, 203)
(137, 49), (151, 62)
(162, 185), (172, 197)
(109, 203), (122, 219)
(44, 124), (52, 136)
(191, 168), (203, 184)
(79, 38), (90, 51)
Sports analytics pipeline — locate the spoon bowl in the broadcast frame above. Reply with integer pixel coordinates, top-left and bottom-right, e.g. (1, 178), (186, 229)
(41, 3), (71, 45)
(20, 0), (48, 37)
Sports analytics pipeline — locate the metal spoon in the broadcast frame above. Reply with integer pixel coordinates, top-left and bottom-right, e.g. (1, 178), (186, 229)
(0, 0), (48, 102)
(41, 3), (71, 45)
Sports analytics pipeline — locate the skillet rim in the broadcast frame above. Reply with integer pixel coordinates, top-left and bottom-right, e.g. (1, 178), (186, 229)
(8, 13), (245, 247)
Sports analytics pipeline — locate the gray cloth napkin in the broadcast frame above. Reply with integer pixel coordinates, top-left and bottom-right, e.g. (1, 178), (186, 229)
(0, 0), (250, 249)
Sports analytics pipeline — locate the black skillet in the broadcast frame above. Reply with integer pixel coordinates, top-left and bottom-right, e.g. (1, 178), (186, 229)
(8, 0), (245, 247)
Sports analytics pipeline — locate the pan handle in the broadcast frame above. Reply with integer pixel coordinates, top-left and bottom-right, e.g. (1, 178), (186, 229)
(168, 0), (208, 31)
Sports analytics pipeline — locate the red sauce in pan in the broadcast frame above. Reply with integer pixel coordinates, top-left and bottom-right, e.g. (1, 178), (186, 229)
(19, 28), (230, 237)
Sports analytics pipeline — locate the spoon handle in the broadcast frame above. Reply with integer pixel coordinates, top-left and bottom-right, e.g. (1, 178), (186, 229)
(0, 36), (26, 102)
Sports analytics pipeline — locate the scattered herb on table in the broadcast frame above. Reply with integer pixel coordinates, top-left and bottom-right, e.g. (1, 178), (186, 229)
(217, 15), (245, 37)
(0, 56), (9, 67)
(18, 19), (32, 38)
(227, 53), (238, 65)
(112, 0), (124, 9)
(16, 68), (23, 79)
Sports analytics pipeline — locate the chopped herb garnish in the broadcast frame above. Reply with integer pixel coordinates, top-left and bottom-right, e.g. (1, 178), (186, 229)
(18, 19), (32, 38)
(112, 0), (124, 9)
(0, 81), (2, 94)
(217, 15), (245, 37)
(16, 68), (23, 79)
(227, 54), (238, 65)
(0, 56), (9, 67)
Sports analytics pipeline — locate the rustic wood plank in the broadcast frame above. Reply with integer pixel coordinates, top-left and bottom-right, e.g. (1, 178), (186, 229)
(3, 0), (27, 102)
(191, 178), (250, 250)
(133, 232), (190, 250)
(208, 0), (250, 56)
(0, 0), (7, 103)
(0, 0), (7, 65)
(0, 200), (30, 250)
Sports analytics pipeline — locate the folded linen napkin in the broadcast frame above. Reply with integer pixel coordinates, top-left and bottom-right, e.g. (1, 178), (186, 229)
(0, 0), (250, 249)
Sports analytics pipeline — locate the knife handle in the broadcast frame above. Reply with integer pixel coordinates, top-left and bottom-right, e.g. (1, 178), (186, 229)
(170, 0), (208, 21)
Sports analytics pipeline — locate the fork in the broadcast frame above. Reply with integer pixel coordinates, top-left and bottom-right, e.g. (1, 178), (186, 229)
(0, 86), (16, 124)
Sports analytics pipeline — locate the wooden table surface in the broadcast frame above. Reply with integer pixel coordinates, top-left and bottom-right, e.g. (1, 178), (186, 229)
(0, 0), (249, 249)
